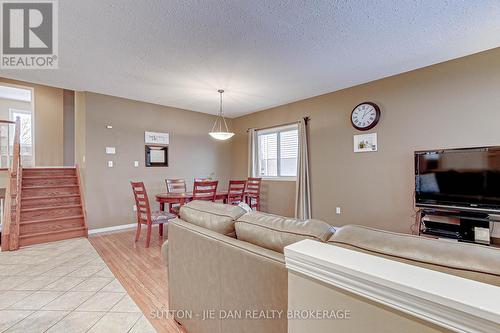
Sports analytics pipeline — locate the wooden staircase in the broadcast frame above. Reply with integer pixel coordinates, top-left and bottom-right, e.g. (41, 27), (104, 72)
(18, 167), (88, 247)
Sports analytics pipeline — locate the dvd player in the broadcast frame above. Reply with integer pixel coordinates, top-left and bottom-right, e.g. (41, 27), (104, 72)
(421, 220), (460, 239)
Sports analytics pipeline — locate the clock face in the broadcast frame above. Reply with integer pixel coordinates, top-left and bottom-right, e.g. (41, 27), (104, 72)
(351, 102), (380, 131)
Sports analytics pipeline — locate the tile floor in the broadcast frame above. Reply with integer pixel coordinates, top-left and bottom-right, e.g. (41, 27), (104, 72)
(0, 238), (156, 332)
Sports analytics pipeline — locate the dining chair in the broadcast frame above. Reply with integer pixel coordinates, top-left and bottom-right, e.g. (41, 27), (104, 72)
(165, 179), (187, 215)
(193, 180), (218, 202)
(246, 177), (262, 211)
(166, 178), (187, 193)
(131, 181), (176, 248)
(227, 180), (247, 205)
(193, 178), (214, 197)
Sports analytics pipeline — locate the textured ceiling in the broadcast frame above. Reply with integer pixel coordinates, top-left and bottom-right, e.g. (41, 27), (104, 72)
(1, 0), (500, 117)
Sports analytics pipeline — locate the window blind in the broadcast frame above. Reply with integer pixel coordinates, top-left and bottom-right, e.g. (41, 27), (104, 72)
(256, 124), (298, 178)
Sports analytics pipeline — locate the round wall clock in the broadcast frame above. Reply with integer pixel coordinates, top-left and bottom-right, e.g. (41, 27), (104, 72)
(350, 102), (381, 131)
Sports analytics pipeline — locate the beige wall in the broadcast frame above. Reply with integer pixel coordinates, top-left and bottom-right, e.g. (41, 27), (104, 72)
(74, 91), (86, 169)
(63, 90), (75, 166)
(81, 92), (232, 230)
(0, 78), (64, 166)
(74, 91), (87, 194)
(231, 47), (500, 233)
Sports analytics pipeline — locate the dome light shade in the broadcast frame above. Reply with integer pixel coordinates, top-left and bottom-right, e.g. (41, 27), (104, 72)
(209, 131), (235, 140)
(209, 90), (234, 141)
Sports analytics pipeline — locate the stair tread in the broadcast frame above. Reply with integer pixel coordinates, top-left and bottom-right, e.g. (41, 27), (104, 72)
(21, 215), (85, 225)
(22, 194), (81, 201)
(23, 167), (76, 170)
(22, 185), (79, 189)
(20, 226), (87, 238)
(23, 176), (77, 179)
(21, 204), (82, 212)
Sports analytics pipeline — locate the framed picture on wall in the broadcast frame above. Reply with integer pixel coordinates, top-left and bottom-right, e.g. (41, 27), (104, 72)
(145, 145), (168, 167)
(353, 133), (377, 153)
(145, 131), (169, 145)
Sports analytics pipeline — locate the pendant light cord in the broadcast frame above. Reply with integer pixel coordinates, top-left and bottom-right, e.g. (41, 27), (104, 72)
(219, 91), (223, 132)
(211, 90), (230, 133)
(220, 91), (230, 132)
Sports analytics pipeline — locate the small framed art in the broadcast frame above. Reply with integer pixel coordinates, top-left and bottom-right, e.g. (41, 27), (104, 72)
(354, 133), (377, 153)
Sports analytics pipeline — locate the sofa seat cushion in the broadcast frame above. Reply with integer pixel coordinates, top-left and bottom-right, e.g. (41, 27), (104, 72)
(179, 200), (246, 236)
(329, 225), (500, 283)
(235, 211), (334, 253)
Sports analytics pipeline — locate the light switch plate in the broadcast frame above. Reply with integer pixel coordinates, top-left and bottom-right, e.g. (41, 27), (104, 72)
(105, 147), (116, 154)
(108, 161), (113, 168)
(335, 207), (341, 215)
(474, 227), (490, 244)
(134, 161), (139, 167)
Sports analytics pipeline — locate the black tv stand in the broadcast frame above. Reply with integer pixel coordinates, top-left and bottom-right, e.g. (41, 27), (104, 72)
(416, 208), (492, 245)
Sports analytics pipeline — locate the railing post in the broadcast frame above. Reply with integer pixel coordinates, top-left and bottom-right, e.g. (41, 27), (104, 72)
(1, 117), (22, 251)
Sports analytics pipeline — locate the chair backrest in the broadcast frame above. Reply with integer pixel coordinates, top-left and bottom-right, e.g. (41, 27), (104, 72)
(193, 180), (218, 202)
(246, 177), (262, 197)
(194, 177), (211, 182)
(166, 178), (187, 193)
(131, 181), (151, 224)
(227, 180), (247, 205)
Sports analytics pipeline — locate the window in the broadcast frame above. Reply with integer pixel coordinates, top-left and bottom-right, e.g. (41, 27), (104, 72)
(256, 124), (298, 179)
(10, 109), (34, 167)
(0, 85), (32, 102)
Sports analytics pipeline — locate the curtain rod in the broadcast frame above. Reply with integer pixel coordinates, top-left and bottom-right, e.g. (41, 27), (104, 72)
(246, 116), (310, 133)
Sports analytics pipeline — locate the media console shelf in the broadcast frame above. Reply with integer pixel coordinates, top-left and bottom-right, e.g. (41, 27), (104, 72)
(416, 208), (499, 247)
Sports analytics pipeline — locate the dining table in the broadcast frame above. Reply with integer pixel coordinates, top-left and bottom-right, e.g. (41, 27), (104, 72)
(155, 191), (230, 213)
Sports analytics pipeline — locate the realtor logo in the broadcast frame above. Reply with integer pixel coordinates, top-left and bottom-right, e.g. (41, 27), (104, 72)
(1, 0), (58, 69)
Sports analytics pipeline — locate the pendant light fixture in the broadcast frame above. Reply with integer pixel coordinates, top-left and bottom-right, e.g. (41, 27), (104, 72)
(209, 89), (234, 140)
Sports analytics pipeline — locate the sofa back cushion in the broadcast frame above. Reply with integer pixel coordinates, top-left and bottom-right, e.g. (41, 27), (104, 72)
(329, 225), (500, 286)
(235, 211), (334, 253)
(179, 201), (246, 236)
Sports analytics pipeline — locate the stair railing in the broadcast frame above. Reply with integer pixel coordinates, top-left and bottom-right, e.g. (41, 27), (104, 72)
(1, 117), (22, 251)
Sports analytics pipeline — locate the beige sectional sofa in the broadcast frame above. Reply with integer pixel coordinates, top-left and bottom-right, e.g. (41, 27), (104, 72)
(163, 201), (500, 333)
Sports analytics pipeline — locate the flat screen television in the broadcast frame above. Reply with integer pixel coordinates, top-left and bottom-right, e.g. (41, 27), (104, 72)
(415, 146), (500, 213)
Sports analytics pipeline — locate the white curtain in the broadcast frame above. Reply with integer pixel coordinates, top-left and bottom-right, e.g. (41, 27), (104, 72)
(295, 118), (311, 219)
(248, 129), (257, 177)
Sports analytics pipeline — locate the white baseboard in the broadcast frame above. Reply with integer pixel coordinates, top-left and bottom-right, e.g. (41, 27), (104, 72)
(88, 223), (136, 235)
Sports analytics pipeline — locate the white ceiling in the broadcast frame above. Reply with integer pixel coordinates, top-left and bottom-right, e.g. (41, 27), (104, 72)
(1, 0), (500, 117)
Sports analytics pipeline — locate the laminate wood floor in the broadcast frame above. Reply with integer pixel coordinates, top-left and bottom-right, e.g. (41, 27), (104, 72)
(89, 226), (186, 333)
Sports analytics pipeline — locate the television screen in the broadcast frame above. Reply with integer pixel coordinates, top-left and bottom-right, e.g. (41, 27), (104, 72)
(415, 147), (500, 212)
